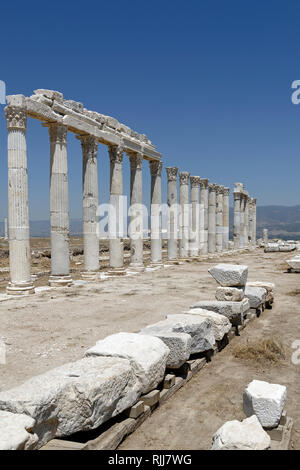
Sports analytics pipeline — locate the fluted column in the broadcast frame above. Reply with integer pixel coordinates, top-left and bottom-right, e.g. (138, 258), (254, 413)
(222, 187), (230, 250)
(48, 123), (73, 287)
(199, 178), (209, 254)
(244, 195), (249, 246)
(5, 96), (34, 295)
(189, 176), (200, 257)
(216, 185), (224, 253)
(150, 160), (162, 265)
(233, 186), (241, 249)
(179, 172), (190, 258)
(108, 144), (125, 274)
(166, 167), (178, 260)
(208, 183), (217, 253)
(252, 198), (257, 247)
(240, 195), (245, 247)
(79, 135), (99, 278)
(128, 152), (144, 270)
(263, 228), (268, 244)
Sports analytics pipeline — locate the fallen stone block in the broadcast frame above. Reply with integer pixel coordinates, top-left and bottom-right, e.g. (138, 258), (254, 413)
(190, 298), (250, 326)
(286, 258), (300, 272)
(247, 281), (275, 304)
(279, 245), (295, 252)
(0, 410), (38, 450)
(140, 329), (192, 369)
(264, 243), (279, 252)
(215, 286), (244, 301)
(183, 308), (231, 341)
(211, 415), (271, 450)
(208, 263), (248, 287)
(0, 357), (142, 448)
(244, 286), (267, 309)
(86, 332), (169, 393)
(243, 379), (287, 428)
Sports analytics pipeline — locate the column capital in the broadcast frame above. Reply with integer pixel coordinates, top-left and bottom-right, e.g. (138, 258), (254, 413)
(48, 122), (68, 144)
(234, 182), (244, 192)
(216, 185), (224, 195)
(108, 144), (124, 164)
(78, 134), (98, 158)
(223, 187), (230, 196)
(179, 171), (190, 185)
(208, 183), (217, 191)
(190, 176), (201, 187)
(128, 151), (143, 170)
(5, 105), (27, 130)
(166, 166), (178, 181)
(199, 178), (209, 189)
(149, 160), (162, 176)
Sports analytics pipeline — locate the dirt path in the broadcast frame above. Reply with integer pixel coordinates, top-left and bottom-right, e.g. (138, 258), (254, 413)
(0, 249), (299, 449)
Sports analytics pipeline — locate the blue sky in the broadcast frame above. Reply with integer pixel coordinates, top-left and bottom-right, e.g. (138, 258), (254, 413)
(0, 0), (300, 220)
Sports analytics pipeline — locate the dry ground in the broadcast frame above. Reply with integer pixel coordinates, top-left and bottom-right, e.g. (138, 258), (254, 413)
(0, 247), (299, 449)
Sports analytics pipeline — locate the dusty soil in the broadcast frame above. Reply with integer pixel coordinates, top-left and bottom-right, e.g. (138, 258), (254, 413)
(0, 247), (299, 449)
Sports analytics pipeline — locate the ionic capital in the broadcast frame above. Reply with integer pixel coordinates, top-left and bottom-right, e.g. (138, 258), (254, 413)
(5, 106), (27, 130)
(48, 123), (68, 144)
(199, 178), (209, 189)
(149, 160), (162, 176)
(108, 144), (124, 164)
(190, 176), (201, 188)
(166, 166), (178, 181)
(179, 171), (190, 185)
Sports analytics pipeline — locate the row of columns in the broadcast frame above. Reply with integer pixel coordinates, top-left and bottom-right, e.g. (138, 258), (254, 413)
(233, 182), (257, 249)
(4, 100), (255, 295)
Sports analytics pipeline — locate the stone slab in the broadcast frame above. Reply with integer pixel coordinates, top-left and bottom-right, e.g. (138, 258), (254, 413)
(208, 263), (248, 287)
(215, 286), (245, 301)
(244, 286), (267, 309)
(190, 298), (250, 326)
(183, 308), (231, 341)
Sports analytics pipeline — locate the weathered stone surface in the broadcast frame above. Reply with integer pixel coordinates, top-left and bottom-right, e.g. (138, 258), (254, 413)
(287, 258), (300, 272)
(183, 308), (231, 341)
(0, 357), (142, 447)
(211, 415), (271, 450)
(245, 286), (266, 308)
(140, 329), (191, 369)
(264, 243), (279, 252)
(247, 281), (275, 303)
(190, 298), (250, 325)
(34, 89), (63, 103)
(86, 332), (169, 393)
(243, 380), (287, 428)
(215, 286), (244, 301)
(208, 263), (248, 286)
(0, 410), (38, 450)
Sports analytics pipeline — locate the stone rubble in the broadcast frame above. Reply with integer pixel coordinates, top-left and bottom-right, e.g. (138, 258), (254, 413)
(244, 286), (267, 309)
(208, 263), (248, 287)
(182, 308), (231, 341)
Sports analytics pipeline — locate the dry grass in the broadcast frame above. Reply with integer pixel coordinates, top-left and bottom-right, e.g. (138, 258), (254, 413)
(232, 337), (285, 366)
(286, 288), (300, 296)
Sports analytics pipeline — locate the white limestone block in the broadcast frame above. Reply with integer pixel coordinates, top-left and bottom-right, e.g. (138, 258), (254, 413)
(86, 332), (169, 393)
(279, 245), (296, 252)
(183, 308), (231, 341)
(140, 329), (192, 369)
(211, 415), (271, 450)
(34, 89), (63, 102)
(208, 264), (248, 287)
(247, 281), (275, 304)
(215, 286), (244, 301)
(0, 411), (38, 450)
(243, 379), (287, 428)
(190, 298), (250, 325)
(286, 258), (300, 272)
(264, 243), (279, 252)
(244, 286), (267, 309)
(0, 357), (142, 448)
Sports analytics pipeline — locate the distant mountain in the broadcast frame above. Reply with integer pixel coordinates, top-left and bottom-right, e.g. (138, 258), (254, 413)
(1, 205), (300, 240)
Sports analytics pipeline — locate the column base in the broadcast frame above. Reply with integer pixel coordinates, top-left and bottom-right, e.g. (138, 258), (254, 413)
(166, 259), (181, 265)
(127, 264), (145, 272)
(6, 281), (35, 296)
(107, 267), (127, 276)
(81, 271), (99, 281)
(49, 275), (73, 287)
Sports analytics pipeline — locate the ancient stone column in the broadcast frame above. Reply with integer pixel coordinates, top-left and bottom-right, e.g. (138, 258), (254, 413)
(48, 123), (73, 287)
(128, 152), (144, 270)
(233, 188), (241, 249)
(166, 167), (178, 260)
(244, 195), (249, 247)
(5, 96), (34, 295)
(216, 185), (224, 253)
(108, 144), (125, 274)
(150, 160), (163, 265)
(199, 178), (209, 254)
(248, 198), (254, 248)
(222, 187), (230, 251)
(263, 228), (269, 244)
(4, 217), (8, 241)
(252, 198), (257, 247)
(239, 194), (245, 247)
(79, 134), (99, 279)
(208, 183), (217, 253)
(189, 176), (200, 257)
(179, 172), (190, 259)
